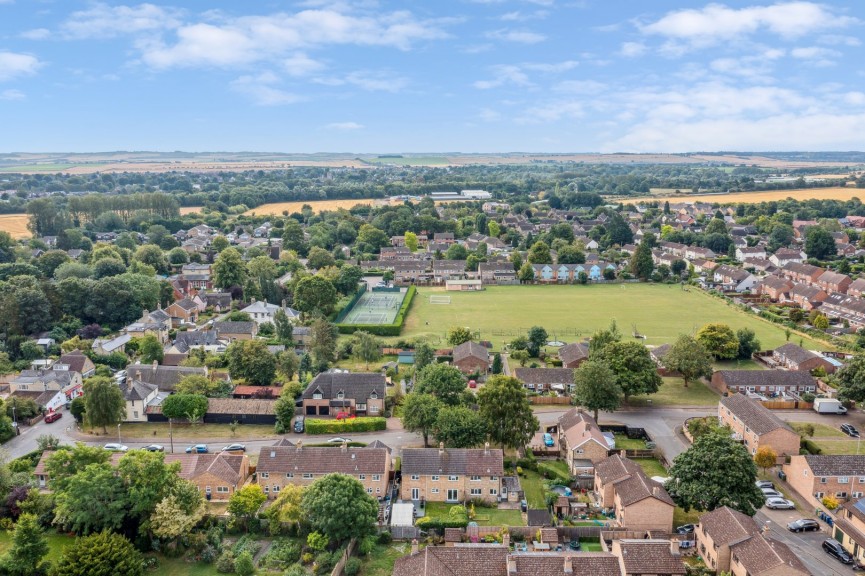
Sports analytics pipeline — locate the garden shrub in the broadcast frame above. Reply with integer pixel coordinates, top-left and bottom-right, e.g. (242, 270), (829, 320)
(345, 558), (362, 576)
(305, 417), (386, 434)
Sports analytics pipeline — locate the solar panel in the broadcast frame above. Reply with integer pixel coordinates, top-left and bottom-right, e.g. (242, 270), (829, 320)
(853, 498), (865, 515)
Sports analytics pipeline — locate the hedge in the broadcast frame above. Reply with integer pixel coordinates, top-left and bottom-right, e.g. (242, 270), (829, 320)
(415, 516), (469, 530)
(801, 438), (822, 455)
(305, 441), (368, 448)
(336, 285), (417, 336)
(305, 417), (387, 434)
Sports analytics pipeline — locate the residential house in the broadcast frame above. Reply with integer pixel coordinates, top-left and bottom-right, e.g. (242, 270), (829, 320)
(718, 394), (800, 462)
(9, 369), (83, 409)
(432, 260), (467, 284)
(120, 378), (159, 422)
(91, 333), (132, 356)
(769, 248), (805, 268)
(711, 370), (817, 396)
(784, 455), (865, 509)
(394, 261), (431, 284)
(211, 321), (257, 342)
(754, 276), (793, 301)
(240, 299), (300, 326)
(129, 363), (208, 392)
(124, 308), (171, 343)
(594, 454), (644, 508)
(712, 265), (757, 292)
(788, 283), (827, 311)
(736, 247), (767, 261)
(478, 262), (517, 284)
(833, 498), (865, 567)
(779, 262), (824, 285)
(300, 372), (387, 417)
(848, 278), (865, 298)
(771, 343), (836, 374)
(610, 540), (686, 576)
(400, 443), (503, 504)
(513, 367), (574, 393)
(816, 270), (852, 294)
(165, 298), (200, 327)
(821, 292), (865, 329)
(54, 349), (95, 378)
(592, 454), (674, 532)
(559, 408), (613, 475)
(452, 341), (489, 374)
(559, 341), (589, 369)
(202, 292), (232, 312)
(256, 441), (391, 499)
(433, 232), (455, 245)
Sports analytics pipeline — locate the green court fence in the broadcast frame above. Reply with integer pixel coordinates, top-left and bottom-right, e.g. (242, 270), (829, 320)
(337, 285), (417, 336)
(335, 283), (368, 324)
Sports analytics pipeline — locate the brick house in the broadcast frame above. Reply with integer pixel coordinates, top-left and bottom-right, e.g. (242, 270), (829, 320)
(211, 321), (257, 342)
(300, 372), (387, 417)
(816, 270), (852, 294)
(513, 367), (574, 393)
(711, 370), (817, 395)
(452, 341), (489, 374)
(771, 343), (836, 374)
(788, 283), (827, 310)
(433, 259), (468, 284)
(754, 276), (793, 301)
(165, 298), (199, 327)
(769, 248), (804, 267)
(848, 278), (865, 298)
(478, 262), (517, 284)
(784, 455), (865, 509)
(558, 408), (612, 475)
(779, 262), (824, 285)
(592, 454), (674, 532)
(164, 453), (249, 501)
(718, 394), (800, 462)
(559, 341), (589, 369)
(400, 444), (503, 504)
(256, 440), (391, 500)
(728, 534), (809, 576)
(712, 265), (756, 292)
(820, 292), (865, 330)
(833, 498), (865, 567)
(610, 540), (687, 576)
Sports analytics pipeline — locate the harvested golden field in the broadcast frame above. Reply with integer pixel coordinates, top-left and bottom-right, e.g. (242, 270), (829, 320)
(244, 198), (400, 216)
(179, 206), (202, 215)
(623, 186), (863, 205)
(0, 214), (31, 239)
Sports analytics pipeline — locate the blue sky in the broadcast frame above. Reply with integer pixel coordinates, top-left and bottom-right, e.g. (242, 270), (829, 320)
(0, 0), (864, 153)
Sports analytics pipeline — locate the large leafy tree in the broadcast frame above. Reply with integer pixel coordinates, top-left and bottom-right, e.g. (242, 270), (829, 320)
(52, 531), (144, 576)
(736, 328), (761, 360)
(526, 326), (548, 358)
(665, 430), (765, 516)
(225, 339), (277, 386)
(301, 474), (378, 543)
(0, 513), (49, 576)
(662, 334), (714, 388)
(117, 450), (182, 528)
(414, 363), (466, 405)
(309, 318), (338, 368)
(434, 405), (487, 448)
(53, 463), (127, 534)
(401, 394), (442, 448)
(293, 275), (338, 316)
(352, 330), (382, 369)
(837, 354), (865, 402)
(213, 247), (246, 289)
(160, 394), (208, 422)
(150, 480), (205, 544)
(282, 220), (308, 256)
(696, 323), (739, 360)
(46, 444), (111, 492)
(571, 360), (621, 421)
(446, 326), (473, 346)
(414, 342), (435, 371)
(83, 377), (125, 434)
(228, 484), (267, 532)
(137, 334), (163, 364)
(527, 241), (552, 264)
(629, 240), (654, 280)
(477, 375), (539, 450)
(805, 226), (837, 260)
(264, 483), (304, 533)
(595, 341), (662, 403)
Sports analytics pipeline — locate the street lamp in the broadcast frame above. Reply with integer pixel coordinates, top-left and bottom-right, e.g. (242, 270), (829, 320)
(169, 418), (174, 454)
(11, 405), (17, 435)
(117, 423), (122, 444)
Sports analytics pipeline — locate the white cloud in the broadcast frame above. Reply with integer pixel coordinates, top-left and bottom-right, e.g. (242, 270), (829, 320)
(640, 2), (857, 50)
(479, 108), (500, 122)
(141, 9), (449, 69)
(619, 41), (646, 57)
(473, 61), (576, 89)
(283, 53), (326, 76)
(500, 10), (548, 21)
(818, 34), (861, 46)
(0, 51), (42, 81)
(790, 46), (841, 66)
(230, 73), (302, 106)
(316, 70), (408, 92)
(62, 2), (183, 39)
(21, 28), (50, 40)
(708, 48), (784, 79)
(325, 121), (364, 130)
(553, 79), (606, 93)
(486, 28), (546, 43)
(522, 61), (577, 72)
(0, 89), (25, 100)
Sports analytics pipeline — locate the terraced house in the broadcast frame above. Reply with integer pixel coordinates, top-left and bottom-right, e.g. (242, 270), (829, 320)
(785, 455), (865, 509)
(400, 444), (503, 504)
(718, 394), (800, 462)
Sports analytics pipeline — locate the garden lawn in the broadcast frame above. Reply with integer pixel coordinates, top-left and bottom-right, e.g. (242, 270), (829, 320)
(398, 284), (828, 351)
(673, 507), (702, 527)
(813, 439), (864, 455)
(89, 423), (278, 441)
(633, 458), (668, 479)
(612, 434), (647, 450)
(520, 470), (548, 508)
(579, 539), (603, 552)
(359, 542), (411, 576)
(790, 422), (847, 438)
(627, 377), (720, 407)
(475, 508), (525, 527)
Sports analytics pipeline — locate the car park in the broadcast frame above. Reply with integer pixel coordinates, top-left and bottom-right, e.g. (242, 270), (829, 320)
(222, 444), (246, 452)
(143, 444), (164, 452)
(44, 412), (62, 423)
(765, 497), (795, 510)
(787, 519), (820, 532)
(104, 443), (128, 452)
(185, 444), (208, 453)
(841, 424), (860, 438)
(293, 416), (305, 433)
(823, 538), (854, 564)
(675, 524), (695, 534)
(327, 437), (352, 444)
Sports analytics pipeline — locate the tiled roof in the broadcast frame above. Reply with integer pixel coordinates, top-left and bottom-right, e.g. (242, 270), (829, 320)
(58, 350), (92, 374)
(559, 408), (609, 452)
(773, 343), (821, 365)
(616, 540), (687, 575)
(452, 341), (489, 363)
(512, 553), (621, 576)
(720, 394), (794, 436)
(803, 455), (865, 476)
(731, 536), (810, 575)
(614, 470), (674, 507)
(558, 342), (589, 365)
(120, 379), (158, 402)
(392, 545), (508, 576)
(212, 321), (256, 334)
(164, 453), (247, 485)
(206, 398), (275, 415)
(401, 447), (503, 477)
(714, 370), (816, 389)
(130, 365), (207, 392)
(256, 445), (388, 475)
(699, 506), (759, 546)
(595, 454), (643, 485)
(301, 372), (386, 401)
(513, 368), (574, 386)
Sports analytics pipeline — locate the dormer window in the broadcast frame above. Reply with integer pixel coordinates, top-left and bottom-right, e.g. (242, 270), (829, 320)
(370, 391), (378, 399)
(337, 391), (344, 399)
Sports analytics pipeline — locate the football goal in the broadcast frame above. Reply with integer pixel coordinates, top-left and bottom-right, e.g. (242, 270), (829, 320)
(429, 295), (451, 304)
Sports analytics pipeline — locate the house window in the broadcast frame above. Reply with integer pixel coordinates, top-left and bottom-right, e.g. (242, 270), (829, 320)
(447, 489), (458, 501)
(821, 477), (827, 484)
(313, 393), (322, 400)
(357, 403), (367, 411)
(490, 489), (498, 495)
(367, 488), (373, 494)
(431, 488), (439, 494)
(448, 475), (459, 481)
(840, 477), (850, 484)
(264, 485), (269, 493)
(854, 492), (863, 498)
(859, 477), (865, 484)
(261, 472), (269, 479)
(376, 488), (381, 494)
(337, 392), (344, 399)
(837, 492), (848, 499)
(470, 488), (482, 496)
(491, 476), (498, 481)
(217, 486), (229, 493)
(205, 486), (211, 493)
(431, 475), (439, 481)
(133, 411), (138, 419)
(815, 492), (825, 499)
(370, 405), (380, 413)
(286, 473), (293, 478)
(470, 475), (481, 481)
(372, 475), (381, 481)
(411, 475), (419, 480)
(359, 475), (366, 480)
(303, 473), (313, 479)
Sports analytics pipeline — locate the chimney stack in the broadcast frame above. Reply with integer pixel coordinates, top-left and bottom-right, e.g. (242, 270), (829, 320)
(563, 555), (573, 574)
(411, 540), (419, 555)
(341, 440), (348, 452)
(484, 441), (490, 455)
(439, 442), (445, 455)
(653, 486), (659, 497)
(296, 440), (302, 451)
(152, 360), (158, 368)
(503, 534), (510, 548)
(507, 557), (517, 574)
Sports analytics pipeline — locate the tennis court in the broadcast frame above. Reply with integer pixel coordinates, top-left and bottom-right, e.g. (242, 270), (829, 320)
(341, 289), (408, 325)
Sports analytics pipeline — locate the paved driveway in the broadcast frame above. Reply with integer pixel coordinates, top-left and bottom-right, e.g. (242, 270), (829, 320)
(756, 507), (848, 576)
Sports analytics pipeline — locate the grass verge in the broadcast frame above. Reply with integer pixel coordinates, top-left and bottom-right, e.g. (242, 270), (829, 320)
(628, 377), (720, 407)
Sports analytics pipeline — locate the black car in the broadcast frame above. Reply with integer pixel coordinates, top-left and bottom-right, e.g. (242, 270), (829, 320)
(823, 539), (854, 564)
(675, 524), (695, 534)
(787, 519), (820, 532)
(841, 424), (860, 438)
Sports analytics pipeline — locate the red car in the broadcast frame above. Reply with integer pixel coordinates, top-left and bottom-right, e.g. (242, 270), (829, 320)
(336, 412), (356, 421)
(44, 412), (62, 423)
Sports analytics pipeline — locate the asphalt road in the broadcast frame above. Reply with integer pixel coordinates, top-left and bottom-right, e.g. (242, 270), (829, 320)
(756, 507), (848, 576)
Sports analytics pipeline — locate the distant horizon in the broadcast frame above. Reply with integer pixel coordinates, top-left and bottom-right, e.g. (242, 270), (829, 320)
(2, 150), (864, 156)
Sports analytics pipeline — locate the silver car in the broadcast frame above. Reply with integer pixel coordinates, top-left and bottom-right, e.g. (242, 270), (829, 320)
(765, 497), (795, 510)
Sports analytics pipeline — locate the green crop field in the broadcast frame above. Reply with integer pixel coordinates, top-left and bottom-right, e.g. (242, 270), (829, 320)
(399, 284), (827, 351)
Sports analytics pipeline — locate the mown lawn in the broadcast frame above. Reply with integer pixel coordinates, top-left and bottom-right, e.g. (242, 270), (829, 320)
(790, 422), (847, 438)
(398, 284), (828, 351)
(520, 470), (548, 508)
(813, 439), (864, 455)
(628, 377), (720, 407)
(634, 458), (668, 479)
(673, 507), (702, 527)
(475, 508), (525, 526)
(613, 433), (647, 450)
(82, 423), (278, 441)
(359, 542), (411, 576)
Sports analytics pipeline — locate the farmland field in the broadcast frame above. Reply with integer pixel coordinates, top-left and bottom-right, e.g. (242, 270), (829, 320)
(179, 206), (203, 215)
(623, 186), (862, 205)
(399, 284), (828, 351)
(362, 156), (450, 166)
(0, 214), (31, 238)
(244, 197), (399, 216)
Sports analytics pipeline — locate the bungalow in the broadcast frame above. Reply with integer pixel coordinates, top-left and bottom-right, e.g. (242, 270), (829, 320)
(754, 275), (793, 301)
(211, 321), (258, 342)
(129, 364), (208, 393)
(452, 341), (489, 374)
(558, 408), (612, 475)
(256, 441), (391, 499)
(772, 343), (836, 374)
(513, 367), (574, 393)
(718, 394), (800, 461)
(784, 455), (865, 509)
(300, 372), (387, 417)
(559, 342), (589, 369)
(711, 370), (817, 396)
(91, 334), (132, 356)
(400, 443), (503, 504)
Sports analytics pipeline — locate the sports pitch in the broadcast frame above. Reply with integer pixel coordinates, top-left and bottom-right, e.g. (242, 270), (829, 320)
(399, 284), (829, 351)
(341, 290), (407, 325)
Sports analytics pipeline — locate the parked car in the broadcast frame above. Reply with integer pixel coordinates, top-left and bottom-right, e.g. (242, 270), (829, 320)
(293, 416), (305, 433)
(327, 437), (352, 444)
(787, 519), (820, 532)
(755, 480), (775, 489)
(143, 444), (164, 452)
(520, 499), (527, 512)
(222, 444), (246, 452)
(104, 443), (128, 452)
(543, 433), (555, 447)
(44, 412), (62, 423)
(765, 497), (795, 510)
(335, 412), (356, 421)
(675, 524), (695, 534)
(823, 538), (854, 564)
(841, 424), (860, 438)
(761, 488), (784, 499)
(185, 444), (208, 453)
